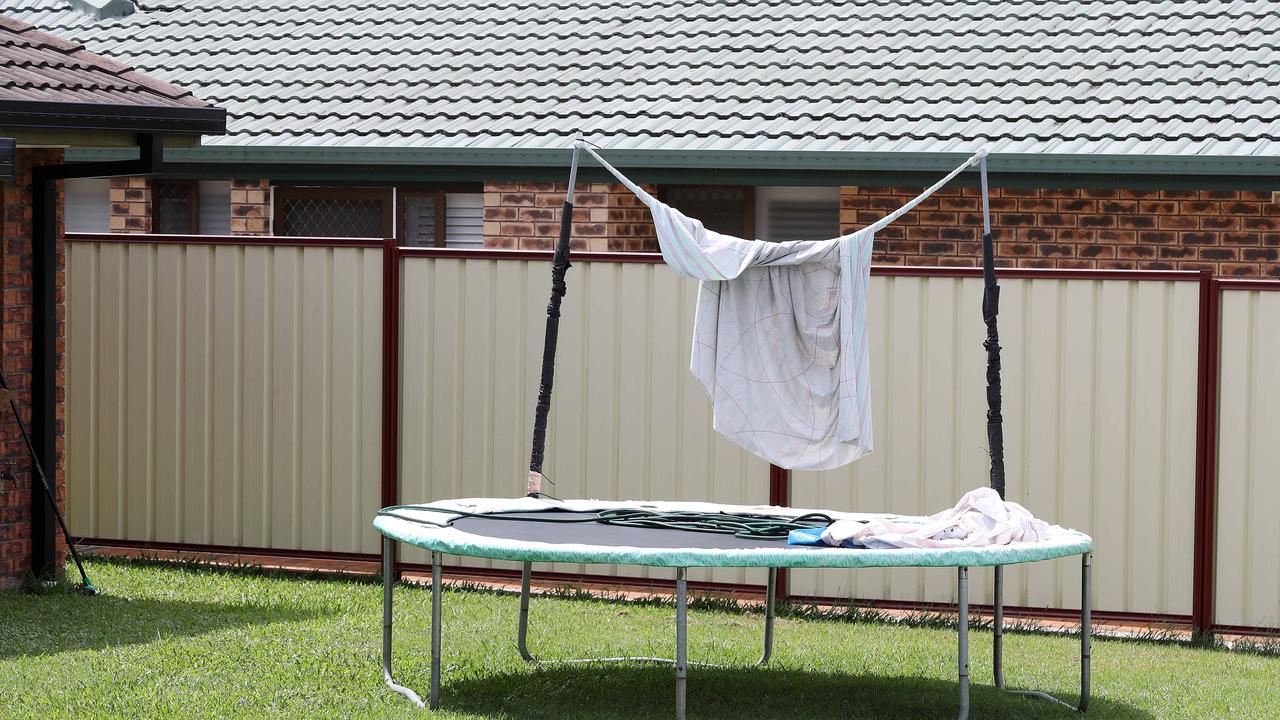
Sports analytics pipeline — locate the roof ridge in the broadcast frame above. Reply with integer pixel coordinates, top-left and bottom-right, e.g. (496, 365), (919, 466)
(42, 1), (1269, 34)
(76, 12), (1277, 47)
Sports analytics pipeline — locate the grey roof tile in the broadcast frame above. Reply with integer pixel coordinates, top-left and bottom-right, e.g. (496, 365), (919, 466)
(2, 0), (1278, 158)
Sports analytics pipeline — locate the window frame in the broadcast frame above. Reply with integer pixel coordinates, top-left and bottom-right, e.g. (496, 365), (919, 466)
(397, 189), (447, 247)
(659, 184), (756, 238)
(272, 185), (394, 239)
(151, 178), (200, 235)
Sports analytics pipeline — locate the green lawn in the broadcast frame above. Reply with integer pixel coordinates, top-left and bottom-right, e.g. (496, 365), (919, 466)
(1, 558), (1277, 719)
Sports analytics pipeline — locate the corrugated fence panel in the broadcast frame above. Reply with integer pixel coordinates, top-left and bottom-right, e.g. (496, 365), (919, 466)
(65, 241), (383, 554)
(397, 257), (770, 585)
(790, 276), (1199, 616)
(1214, 289), (1280, 629)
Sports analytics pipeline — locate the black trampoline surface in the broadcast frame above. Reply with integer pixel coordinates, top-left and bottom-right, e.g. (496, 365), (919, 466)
(451, 511), (825, 551)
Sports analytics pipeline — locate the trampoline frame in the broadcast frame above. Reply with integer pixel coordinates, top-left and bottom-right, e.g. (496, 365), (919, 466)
(379, 141), (1093, 717)
(381, 537), (1091, 719)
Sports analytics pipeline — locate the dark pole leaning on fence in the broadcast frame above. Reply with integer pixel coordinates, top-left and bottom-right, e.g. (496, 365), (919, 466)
(978, 154), (1006, 498)
(527, 139), (583, 496)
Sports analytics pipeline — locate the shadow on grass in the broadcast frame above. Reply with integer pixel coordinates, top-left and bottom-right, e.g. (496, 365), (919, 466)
(0, 590), (327, 660)
(439, 665), (1153, 720)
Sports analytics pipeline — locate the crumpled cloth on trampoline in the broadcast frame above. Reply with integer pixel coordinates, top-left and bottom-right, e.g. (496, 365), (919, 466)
(628, 185), (876, 470)
(790, 488), (1058, 549)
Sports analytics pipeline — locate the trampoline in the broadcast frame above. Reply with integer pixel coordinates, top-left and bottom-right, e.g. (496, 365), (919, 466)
(375, 141), (1094, 719)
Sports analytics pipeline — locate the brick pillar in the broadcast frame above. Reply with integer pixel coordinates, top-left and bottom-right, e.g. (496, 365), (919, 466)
(483, 181), (656, 251)
(0, 147), (67, 590)
(108, 176), (149, 233)
(230, 179), (270, 235)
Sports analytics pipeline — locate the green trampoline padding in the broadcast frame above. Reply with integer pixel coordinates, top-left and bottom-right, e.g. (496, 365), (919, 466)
(374, 497), (1093, 569)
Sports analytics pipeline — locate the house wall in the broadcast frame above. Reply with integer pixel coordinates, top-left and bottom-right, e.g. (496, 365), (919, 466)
(0, 147), (66, 590)
(482, 181), (657, 251)
(108, 177), (150, 233)
(843, 186), (1280, 277)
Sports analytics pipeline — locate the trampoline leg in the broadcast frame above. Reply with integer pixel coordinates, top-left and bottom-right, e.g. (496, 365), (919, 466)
(1080, 552), (1092, 712)
(430, 552), (443, 710)
(957, 566), (970, 720)
(676, 567), (688, 720)
(517, 561), (536, 662)
(382, 537), (425, 708)
(757, 567), (777, 666)
(991, 555), (1091, 713)
(993, 565), (1005, 689)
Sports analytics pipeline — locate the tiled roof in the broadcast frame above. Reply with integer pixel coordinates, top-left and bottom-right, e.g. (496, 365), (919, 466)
(0, 13), (209, 109)
(4, 0), (1279, 164)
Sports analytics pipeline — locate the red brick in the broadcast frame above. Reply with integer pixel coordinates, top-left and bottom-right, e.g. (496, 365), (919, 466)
(1118, 245), (1156, 259)
(1199, 247), (1237, 261)
(1242, 247), (1280, 262)
(1058, 199), (1098, 213)
(1038, 244), (1074, 257)
(1118, 215), (1156, 229)
(1157, 215), (1197, 230)
(1056, 259), (1095, 269)
(1036, 214), (1076, 228)
(1159, 190), (1198, 200)
(920, 242), (957, 255)
(1222, 263), (1260, 276)
(1018, 198), (1055, 212)
(1222, 232), (1262, 245)
(1079, 215), (1116, 228)
(1201, 216), (1239, 230)
(1177, 232), (1216, 245)
(1224, 201), (1261, 215)
(1001, 187), (1040, 198)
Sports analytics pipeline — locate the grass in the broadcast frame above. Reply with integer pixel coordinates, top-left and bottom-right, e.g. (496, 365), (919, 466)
(1, 558), (1278, 719)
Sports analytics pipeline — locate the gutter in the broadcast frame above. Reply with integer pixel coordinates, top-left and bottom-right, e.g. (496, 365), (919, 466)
(0, 101), (227, 136)
(62, 145), (1280, 180)
(27, 134), (164, 578)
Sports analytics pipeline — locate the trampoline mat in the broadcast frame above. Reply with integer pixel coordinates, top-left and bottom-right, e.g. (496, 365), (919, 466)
(374, 498), (1094, 569)
(451, 510), (823, 552)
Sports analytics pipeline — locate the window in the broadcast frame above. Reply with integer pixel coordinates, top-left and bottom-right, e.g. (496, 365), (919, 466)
(443, 193), (483, 248)
(662, 186), (754, 237)
(398, 191), (444, 246)
(274, 187), (392, 238)
(754, 186), (840, 242)
(197, 180), (231, 234)
(396, 191), (484, 248)
(64, 177), (109, 233)
(151, 179), (199, 234)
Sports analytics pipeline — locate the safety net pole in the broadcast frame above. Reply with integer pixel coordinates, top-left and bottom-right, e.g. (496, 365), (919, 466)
(527, 138), (582, 496)
(979, 155), (1005, 498)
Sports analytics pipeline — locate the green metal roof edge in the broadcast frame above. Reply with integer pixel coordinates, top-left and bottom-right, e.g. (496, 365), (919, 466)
(66, 145), (1280, 178)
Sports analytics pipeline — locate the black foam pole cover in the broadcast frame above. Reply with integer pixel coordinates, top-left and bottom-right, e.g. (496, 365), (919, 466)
(528, 201), (575, 478)
(981, 231), (1006, 498)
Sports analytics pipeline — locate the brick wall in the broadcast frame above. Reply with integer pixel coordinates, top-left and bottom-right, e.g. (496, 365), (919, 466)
(842, 185), (1280, 276)
(483, 181), (656, 251)
(1, 148), (66, 590)
(231, 179), (270, 235)
(108, 176), (150, 233)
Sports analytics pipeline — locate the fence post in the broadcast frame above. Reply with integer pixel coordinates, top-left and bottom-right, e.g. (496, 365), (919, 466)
(1191, 270), (1221, 638)
(380, 237), (402, 578)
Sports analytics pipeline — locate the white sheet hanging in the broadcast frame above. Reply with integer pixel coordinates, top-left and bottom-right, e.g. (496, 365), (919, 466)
(581, 146), (984, 471)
